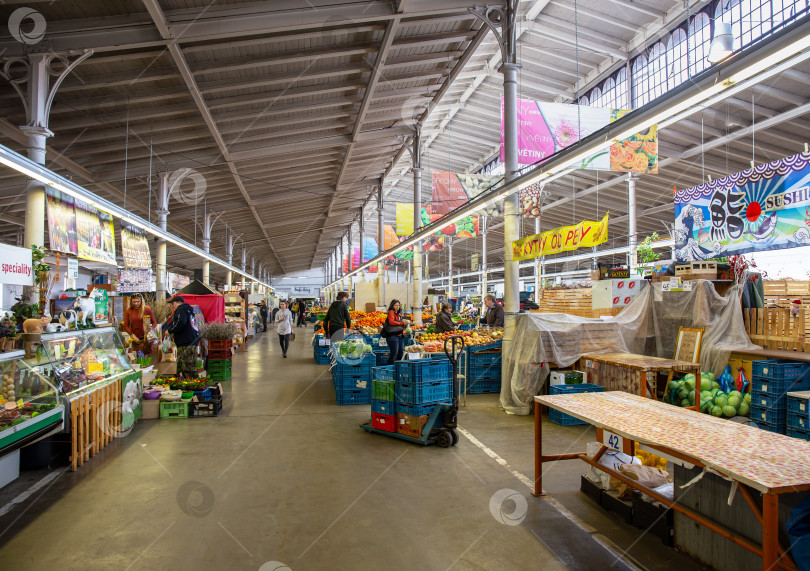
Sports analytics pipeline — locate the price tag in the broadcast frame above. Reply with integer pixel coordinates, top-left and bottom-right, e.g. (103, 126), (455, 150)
(378, 338), (387, 347)
(683, 280), (693, 291)
(602, 431), (624, 451)
(88, 362), (103, 374)
(585, 359), (593, 368)
(16, 398), (24, 408)
(407, 352), (422, 360)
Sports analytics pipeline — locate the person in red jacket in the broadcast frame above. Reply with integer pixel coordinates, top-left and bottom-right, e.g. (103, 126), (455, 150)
(382, 299), (407, 365)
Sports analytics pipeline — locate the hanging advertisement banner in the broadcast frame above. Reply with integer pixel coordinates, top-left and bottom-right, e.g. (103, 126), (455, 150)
(471, 253), (479, 272)
(431, 171), (502, 217)
(75, 199), (116, 265)
(384, 224), (412, 261)
(46, 190), (78, 255)
(502, 99), (658, 174)
(395, 203), (415, 236)
(675, 152), (810, 261)
(396, 203), (478, 239)
(120, 224), (151, 269)
(117, 269), (153, 293)
(0, 243), (33, 286)
(513, 213), (609, 261)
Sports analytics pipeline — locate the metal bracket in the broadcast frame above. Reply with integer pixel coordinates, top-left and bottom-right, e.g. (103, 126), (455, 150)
(469, 2), (519, 65)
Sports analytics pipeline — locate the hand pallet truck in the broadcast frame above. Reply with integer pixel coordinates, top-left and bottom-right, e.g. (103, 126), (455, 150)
(360, 335), (463, 447)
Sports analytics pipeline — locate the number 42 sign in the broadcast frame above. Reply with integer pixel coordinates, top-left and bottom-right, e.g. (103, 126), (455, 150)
(602, 431), (624, 452)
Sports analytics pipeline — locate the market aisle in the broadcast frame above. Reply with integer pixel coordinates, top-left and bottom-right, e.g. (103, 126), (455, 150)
(0, 331), (702, 570)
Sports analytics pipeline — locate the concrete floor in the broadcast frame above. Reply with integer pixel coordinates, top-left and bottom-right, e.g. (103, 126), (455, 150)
(0, 331), (706, 570)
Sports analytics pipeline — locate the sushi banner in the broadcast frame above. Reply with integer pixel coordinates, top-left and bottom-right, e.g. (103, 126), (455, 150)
(674, 151), (810, 261)
(512, 213), (609, 261)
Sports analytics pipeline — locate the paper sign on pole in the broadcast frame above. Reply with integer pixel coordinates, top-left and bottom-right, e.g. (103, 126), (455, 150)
(67, 257), (79, 279)
(512, 214), (609, 261)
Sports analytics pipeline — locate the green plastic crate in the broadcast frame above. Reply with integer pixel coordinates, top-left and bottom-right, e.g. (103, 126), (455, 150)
(208, 368), (232, 381)
(373, 379), (396, 401)
(159, 401), (189, 419)
(207, 359), (232, 372)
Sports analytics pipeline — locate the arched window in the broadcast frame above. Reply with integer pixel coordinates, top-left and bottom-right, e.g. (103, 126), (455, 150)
(601, 77), (616, 108)
(579, 95), (590, 106)
(667, 28), (688, 89)
(689, 12), (712, 76)
(648, 42), (667, 100)
(590, 87), (603, 107)
(615, 67), (629, 110)
(632, 55), (648, 108)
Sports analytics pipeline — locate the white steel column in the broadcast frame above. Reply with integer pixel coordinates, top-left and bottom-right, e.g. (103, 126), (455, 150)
(359, 209), (365, 281)
(156, 172), (170, 301)
(200, 211), (222, 285)
(628, 173), (638, 274)
(411, 133), (423, 324)
(534, 218), (541, 295)
(447, 238), (454, 298)
(481, 216), (488, 301)
(347, 224), (354, 299)
(377, 188), (386, 308)
(339, 239), (345, 293)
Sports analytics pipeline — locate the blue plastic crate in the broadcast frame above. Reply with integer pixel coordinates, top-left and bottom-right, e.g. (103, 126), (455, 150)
(468, 362), (502, 381)
(193, 388), (213, 401)
(429, 353), (450, 361)
(465, 339), (503, 353)
(398, 401), (447, 416)
(755, 419), (785, 435)
(364, 334), (382, 344)
(751, 360), (810, 394)
(788, 411), (809, 431)
(469, 351), (501, 367)
(331, 352), (376, 367)
(787, 393), (810, 415)
(750, 405), (787, 428)
(457, 323), (475, 331)
(371, 398), (397, 415)
(787, 426), (810, 441)
(395, 359), (452, 383)
(750, 389), (789, 412)
(372, 366), (395, 382)
(397, 379), (452, 404)
(332, 366), (373, 391)
(315, 353), (331, 365)
(549, 383), (606, 396)
(549, 408), (588, 426)
(375, 352), (390, 366)
(468, 379), (501, 394)
(335, 388), (371, 406)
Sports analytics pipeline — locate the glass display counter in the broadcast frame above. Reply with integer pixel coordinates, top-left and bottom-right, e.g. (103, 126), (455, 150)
(0, 350), (64, 457)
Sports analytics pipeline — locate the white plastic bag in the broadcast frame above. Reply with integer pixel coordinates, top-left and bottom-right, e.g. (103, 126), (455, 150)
(585, 442), (641, 490)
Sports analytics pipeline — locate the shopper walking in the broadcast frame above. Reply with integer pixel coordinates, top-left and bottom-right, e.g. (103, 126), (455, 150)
(165, 295), (201, 377)
(324, 291), (352, 341)
(480, 295), (505, 327)
(382, 299), (407, 365)
(123, 293), (157, 354)
(259, 300), (269, 332)
(296, 299), (307, 327)
(276, 300), (293, 358)
(434, 303), (457, 334)
(291, 299), (299, 325)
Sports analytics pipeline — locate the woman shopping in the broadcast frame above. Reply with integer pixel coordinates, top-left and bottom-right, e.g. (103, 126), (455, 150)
(275, 300), (293, 358)
(123, 293), (157, 354)
(434, 303), (457, 334)
(382, 299), (408, 366)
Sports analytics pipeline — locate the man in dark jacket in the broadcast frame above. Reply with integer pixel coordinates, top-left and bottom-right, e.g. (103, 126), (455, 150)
(165, 295), (200, 377)
(260, 300), (269, 332)
(480, 295), (504, 327)
(324, 292), (352, 341)
(434, 303), (457, 334)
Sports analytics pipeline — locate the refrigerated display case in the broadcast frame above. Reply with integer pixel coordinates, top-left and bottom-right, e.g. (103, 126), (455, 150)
(0, 350), (65, 457)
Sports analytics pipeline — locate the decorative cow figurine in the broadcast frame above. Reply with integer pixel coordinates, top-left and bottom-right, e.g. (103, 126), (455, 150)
(59, 309), (78, 329)
(74, 289), (104, 328)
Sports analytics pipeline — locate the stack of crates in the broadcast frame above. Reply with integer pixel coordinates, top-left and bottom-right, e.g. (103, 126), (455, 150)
(787, 390), (810, 441)
(371, 366), (397, 432)
(313, 335), (330, 364)
(393, 359), (452, 437)
(332, 353), (375, 405)
(371, 336), (390, 366)
(466, 340), (503, 394)
(750, 360), (810, 434)
(548, 383), (605, 425)
(207, 339), (233, 381)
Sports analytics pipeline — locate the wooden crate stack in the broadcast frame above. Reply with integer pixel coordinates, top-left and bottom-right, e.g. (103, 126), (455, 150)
(531, 288), (622, 319)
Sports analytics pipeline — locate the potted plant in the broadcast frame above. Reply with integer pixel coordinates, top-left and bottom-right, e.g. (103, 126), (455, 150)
(634, 233), (661, 277)
(0, 318), (18, 351)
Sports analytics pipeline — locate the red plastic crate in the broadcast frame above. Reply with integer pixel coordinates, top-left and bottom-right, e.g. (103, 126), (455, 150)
(372, 412), (396, 433)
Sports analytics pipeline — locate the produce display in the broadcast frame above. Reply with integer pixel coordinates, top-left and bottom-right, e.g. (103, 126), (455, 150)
(331, 339), (373, 362)
(666, 372), (751, 418)
(409, 328), (503, 353)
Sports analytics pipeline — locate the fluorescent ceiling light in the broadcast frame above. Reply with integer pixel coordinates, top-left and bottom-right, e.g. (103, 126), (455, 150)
(0, 148), (272, 290)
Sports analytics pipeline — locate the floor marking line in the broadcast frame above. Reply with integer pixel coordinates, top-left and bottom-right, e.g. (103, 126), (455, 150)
(456, 425), (645, 571)
(0, 468), (66, 518)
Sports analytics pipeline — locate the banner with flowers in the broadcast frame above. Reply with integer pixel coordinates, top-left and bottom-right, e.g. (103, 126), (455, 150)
(501, 99), (657, 174)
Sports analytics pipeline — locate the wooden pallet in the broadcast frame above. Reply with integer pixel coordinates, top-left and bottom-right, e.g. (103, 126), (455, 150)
(762, 281), (810, 339)
(531, 288), (623, 319)
(743, 306), (809, 353)
(70, 380), (122, 471)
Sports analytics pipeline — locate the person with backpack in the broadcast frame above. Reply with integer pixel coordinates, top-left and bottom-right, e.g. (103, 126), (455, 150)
(381, 299), (408, 365)
(165, 295), (200, 377)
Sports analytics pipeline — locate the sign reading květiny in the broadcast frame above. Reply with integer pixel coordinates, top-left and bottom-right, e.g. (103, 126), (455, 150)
(512, 213), (609, 261)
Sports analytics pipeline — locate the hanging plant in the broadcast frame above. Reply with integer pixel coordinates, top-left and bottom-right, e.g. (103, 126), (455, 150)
(635, 233), (661, 274)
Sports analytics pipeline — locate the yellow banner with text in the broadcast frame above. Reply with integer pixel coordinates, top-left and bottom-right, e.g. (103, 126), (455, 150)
(513, 213), (609, 261)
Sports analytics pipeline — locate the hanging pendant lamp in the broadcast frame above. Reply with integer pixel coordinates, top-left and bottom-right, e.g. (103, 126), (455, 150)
(707, 21), (735, 63)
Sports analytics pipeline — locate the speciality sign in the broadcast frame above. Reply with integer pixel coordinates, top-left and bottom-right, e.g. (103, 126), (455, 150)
(513, 214), (609, 261)
(675, 151), (810, 261)
(0, 243), (34, 286)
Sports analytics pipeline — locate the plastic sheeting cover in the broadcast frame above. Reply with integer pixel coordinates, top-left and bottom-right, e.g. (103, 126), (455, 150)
(500, 281), (760, 415)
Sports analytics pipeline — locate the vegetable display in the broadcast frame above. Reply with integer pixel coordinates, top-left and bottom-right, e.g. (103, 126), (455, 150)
(666, 372), (751, 418)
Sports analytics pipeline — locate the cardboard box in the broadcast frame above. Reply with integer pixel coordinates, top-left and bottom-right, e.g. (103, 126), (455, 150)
(142, 399), (160, 419)
(397, 413), (428, 438)
(550, 370), (586, 385)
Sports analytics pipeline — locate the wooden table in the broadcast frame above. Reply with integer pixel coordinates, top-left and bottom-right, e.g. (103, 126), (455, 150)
(579, 352), (701, 405)
(533, 392), (810, 571)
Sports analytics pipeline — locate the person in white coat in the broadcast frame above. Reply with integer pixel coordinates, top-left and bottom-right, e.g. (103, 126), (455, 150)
(275, 300), (293, 358)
